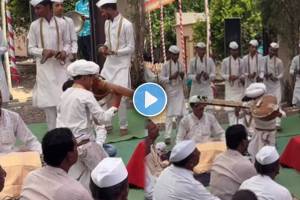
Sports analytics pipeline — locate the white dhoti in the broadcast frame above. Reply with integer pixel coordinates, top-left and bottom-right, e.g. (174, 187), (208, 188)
(292, 77), (300, 106)
(68, 141), (108, 191)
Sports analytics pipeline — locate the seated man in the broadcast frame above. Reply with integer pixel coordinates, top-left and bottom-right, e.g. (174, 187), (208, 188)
(232, 190), (258, 200)
(239, 146), (293, 200)
(176, 95), (224, 144)
(90, 157), (128, 200)
(153, 140), (220, 200)
(210, 124), (257, 200)
(0, 89), (41, 154)
(20, 128), (93, 200)
(56, 59), (117, 189)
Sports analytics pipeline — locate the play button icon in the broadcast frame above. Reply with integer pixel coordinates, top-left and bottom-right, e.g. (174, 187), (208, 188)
(133, 83), (167, 117)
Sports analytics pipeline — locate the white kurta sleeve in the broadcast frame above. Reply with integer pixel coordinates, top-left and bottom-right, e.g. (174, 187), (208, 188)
(210, 114), (225, 140)
(221, 59), (229, 80)
(159, 62), (170, 83)
(104, 21), (109, 47)
(61, 20), (71, 54)
(15, 114), (42, 153)
(176, 118), (189, 143)
(277, 59), (284, 79)
(27, 22), (43, 58)
(0, 29), (7, 55)
(209, 58), (216, 80)
(184, 181), (220, 200)
(68, 19), (78, 54)
(188, 58), (197, 81)
(116, 23), (135, 56)
(258, 56), (265, 78)
(289, 56), (297, 75)
(86, 96), (114, 125)
(241, 56), (248, 76)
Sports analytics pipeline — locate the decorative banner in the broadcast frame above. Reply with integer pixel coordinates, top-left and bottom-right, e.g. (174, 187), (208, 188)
(144, 0), (175, 12)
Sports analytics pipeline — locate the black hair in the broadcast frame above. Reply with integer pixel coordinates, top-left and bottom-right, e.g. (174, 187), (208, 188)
(90, 177), (128, 200)
(254, 159), (279, 176)
(225, 124), (248, 150)
(42, 128), (75, 167)
(62, 79), (74, 92)
(101, 3), (117, 10)
(39, 0), (53, 7)
(242, 96), (255, 102)
(232, 190), (258, 200)
(143, 52), (152, 62)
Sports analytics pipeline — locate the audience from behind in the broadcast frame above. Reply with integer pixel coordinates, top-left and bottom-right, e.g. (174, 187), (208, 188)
(210, 124), (256, 200)
(232, 190), (258, 200)
(20, 128), (93, 200)
(239, 146), (293, 200)
(153, 140), (220, 200)
(90, 157), (128, 200)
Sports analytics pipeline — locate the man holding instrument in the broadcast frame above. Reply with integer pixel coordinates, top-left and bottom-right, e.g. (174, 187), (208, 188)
(221, 41), (245, 126)
(160, 45), (186, 145)
(28, 0), (70, 131)
(97, 0), (135, 136)
(52, 0), (78, 63)
(263, 42), (284, 130)
(188, 42), (216, 99)
(56, 59), (117, 190)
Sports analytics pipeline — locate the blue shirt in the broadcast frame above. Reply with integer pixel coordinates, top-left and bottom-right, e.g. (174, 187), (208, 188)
(75, 0), (91, 37)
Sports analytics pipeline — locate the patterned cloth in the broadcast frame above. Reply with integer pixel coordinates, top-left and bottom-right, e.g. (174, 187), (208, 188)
(75, 0), (91, 37)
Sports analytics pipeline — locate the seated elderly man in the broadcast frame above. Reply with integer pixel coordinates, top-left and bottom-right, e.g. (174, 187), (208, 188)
(90, 157), (129, 200)
(176, 95), (224, 144)
(20, 128), (93, 200)
(210, 124), (257, 200)
(239, 146), (293, 200)
(0, 89), (41, 154)
(153, 140), (220, 200)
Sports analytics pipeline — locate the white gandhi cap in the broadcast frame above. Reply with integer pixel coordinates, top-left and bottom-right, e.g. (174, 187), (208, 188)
(229, 41), (239, 49)
(67, 59), (99, 77)
(249, 39), (259, 47)
(168, 45), (180, 54)
(196, 42), (206, 48)
(96, 0), (117, 8)
(30, 0), (44, 6)
(245, 83), (266, 98)
(91, 157), (128, 188)
(169, 140), (196, 162)
(270, 42), (279, 49)
(256, 146), (280, 165)
(51, 0), (63, 2)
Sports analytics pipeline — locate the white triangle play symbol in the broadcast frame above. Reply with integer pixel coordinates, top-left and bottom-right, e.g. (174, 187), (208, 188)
(145, 91), (158, 109)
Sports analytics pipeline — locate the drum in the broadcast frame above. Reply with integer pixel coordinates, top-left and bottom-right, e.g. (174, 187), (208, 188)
(251, 95), (279, 121)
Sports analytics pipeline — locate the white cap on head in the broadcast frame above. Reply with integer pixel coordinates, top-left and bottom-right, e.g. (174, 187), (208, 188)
(30, 0), (44, 6)
(168, 45), (180, 54)
(189, 95), (206, 104)
(51, 0), (63, 2)
(270, 42), (279, 49)
(155, 142), (167, 152)
(96, 0), (117, 8)
(256, 146), (280, 165)
(91, 157), (128, 188)
(229, 41), (239, 49)
(196, 42), (206, 48)
(169, 140), (196, 162)
(249, 39), (259, 47)
(67, 59), (99, 77)
(245, 83), (266, 98)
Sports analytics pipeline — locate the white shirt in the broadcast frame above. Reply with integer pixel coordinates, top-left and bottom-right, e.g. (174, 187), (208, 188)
(27, 16), (70, 108)
(56, 87), (111, 142)
(210, 149), (257, 200)
(0, 108), (41, 154)
(240, 175), (292, 200)
(153, 165), (220, 200)
(176, 112), (224, 144)
(101, 14), (135, 88)
(20, 165), (93, 200)
(0, 28), (9, 103)
(64, 16), (78, 54)
(242, 53), (264, 79)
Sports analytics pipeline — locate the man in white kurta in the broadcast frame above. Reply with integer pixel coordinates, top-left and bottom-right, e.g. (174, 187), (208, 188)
(176, 95), (224, 144)
(188, 42), (216, 99)
(52, 0), (78, 63)
(210, 124), (256, 200)
(0, 28), (9, 103)
(153, 140), (219, 200)
(263, 42), (284, 129)
(222, 41), (245, 125)
(56, 60), (117, 190)
(242, 39), (264, 87)
(20, 128), (93, 200)
(0, 89), (41, 154)
(97, 0), (135, 135)
(239, 146), (293, 200)
(290, 43), (300, 106)
(28, 0), (70, 131)
(160, 45), (186, 144)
